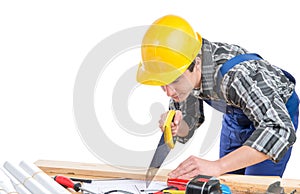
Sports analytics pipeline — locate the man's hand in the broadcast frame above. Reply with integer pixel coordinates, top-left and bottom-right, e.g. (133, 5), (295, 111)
(168, 155), (222, 179)
(168, 146), (269, 179)
(159, 110), (182, 136)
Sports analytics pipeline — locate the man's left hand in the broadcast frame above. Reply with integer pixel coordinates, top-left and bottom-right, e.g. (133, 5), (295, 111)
(168, 155), (222, 179)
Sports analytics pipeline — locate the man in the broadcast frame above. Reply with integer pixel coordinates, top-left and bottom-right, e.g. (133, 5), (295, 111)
(136, 15), (299, 178)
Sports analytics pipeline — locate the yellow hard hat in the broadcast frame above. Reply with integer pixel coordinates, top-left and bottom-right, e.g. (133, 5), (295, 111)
(136, 15), (202, 86)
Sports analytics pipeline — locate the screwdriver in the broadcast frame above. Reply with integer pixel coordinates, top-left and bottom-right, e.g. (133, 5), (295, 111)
(54, 175), (98, 194)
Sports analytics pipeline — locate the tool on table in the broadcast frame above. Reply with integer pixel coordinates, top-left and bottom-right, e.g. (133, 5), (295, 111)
(166, 175), (231, 194)
(70, 177), (92, 183)
(266, 181), (284, 194)
(162, 190), (185, 194)
(146, 110), (177, 188)
(186, 175), (231, 194)
(266, 180), (298, 194)
(166, 178), (189, 191)
(54, 175), (98, 194)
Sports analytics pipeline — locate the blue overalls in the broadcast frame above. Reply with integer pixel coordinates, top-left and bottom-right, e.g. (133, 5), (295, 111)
(207, 54), (299, 177)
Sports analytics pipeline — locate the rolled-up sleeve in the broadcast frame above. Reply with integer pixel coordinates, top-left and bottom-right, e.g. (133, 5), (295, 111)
(222, 61), (296, 162)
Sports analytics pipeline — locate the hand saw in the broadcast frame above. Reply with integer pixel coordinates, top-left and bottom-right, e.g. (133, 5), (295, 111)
(146, 110), (177, 187)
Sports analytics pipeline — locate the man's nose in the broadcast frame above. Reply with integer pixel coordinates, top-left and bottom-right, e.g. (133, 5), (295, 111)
(162, 85), (176, 97)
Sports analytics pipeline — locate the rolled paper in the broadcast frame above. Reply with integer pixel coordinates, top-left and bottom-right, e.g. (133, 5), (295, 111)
(0, 190), (7, 194)
(0, 168), (17, 193)
(13, 183), (31, 194)
(3, 161), (51, 194)
(1, 168), (31, 194)
(19, 161), (70, 194)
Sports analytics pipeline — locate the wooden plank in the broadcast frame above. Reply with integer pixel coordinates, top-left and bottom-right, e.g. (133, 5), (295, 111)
(281, 179), (300, 193)
(219, 175), (300, 193)
(35, 160), (300, 193)
(219, 174), (280, 193)
(35, 159), (169, 182)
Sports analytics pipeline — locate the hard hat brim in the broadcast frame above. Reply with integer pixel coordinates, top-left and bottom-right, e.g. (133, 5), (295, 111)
(136, 61), (189, 86)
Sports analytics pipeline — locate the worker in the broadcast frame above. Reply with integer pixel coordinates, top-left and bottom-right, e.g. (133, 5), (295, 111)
(136, 15), (299, 178)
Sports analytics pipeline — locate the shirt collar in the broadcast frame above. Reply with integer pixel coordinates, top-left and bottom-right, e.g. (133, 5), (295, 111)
(192, 38), (217, 99)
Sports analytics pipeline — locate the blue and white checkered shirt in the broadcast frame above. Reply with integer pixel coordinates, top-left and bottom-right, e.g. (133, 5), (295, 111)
(170, 38), (296, 162)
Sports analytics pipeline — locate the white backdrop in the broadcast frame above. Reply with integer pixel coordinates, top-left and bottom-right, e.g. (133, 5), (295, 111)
(1, 0), (299, 178)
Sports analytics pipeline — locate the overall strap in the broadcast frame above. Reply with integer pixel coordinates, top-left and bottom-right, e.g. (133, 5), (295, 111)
(220, 53), (296, 84)
(215, 53), (263, 99)
(206, 53), (263, 113)
(220, 53), (262, 76)
(281, 69), (296, 84)
(209, 53), (297, 114)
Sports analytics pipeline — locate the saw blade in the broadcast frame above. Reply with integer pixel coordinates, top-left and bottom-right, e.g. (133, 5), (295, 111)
(146, 110), (176, 187)
(145, 134), (171, 187)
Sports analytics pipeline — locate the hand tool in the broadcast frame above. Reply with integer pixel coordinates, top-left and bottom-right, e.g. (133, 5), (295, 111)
(266, 181), (284, 194)
(167, 178), (189, 191)
(146, 110), (177, 187)
(54, 175), (98, 194)
(265, 180), (298, 194)
(162, 190), (185, 194)
(70, 177), (92, 183)
(167, 176), (231, 194)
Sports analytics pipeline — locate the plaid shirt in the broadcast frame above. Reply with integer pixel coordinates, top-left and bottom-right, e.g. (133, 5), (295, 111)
(170, 38), (296, 162)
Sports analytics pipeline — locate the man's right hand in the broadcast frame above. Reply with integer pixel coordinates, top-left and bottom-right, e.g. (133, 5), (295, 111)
(158, 110), (183, 136)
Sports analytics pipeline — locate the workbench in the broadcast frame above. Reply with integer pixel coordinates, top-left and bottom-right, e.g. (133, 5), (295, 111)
(35, 160), (300, 194)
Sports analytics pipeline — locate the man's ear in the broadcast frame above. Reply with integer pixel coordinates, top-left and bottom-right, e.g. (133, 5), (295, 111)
(194, 56), (201, 71)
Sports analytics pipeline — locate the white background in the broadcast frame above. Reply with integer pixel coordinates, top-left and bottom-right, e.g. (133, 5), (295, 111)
(1, 0), (299, 179)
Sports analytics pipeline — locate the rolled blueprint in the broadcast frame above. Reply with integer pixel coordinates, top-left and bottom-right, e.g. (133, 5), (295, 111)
(0, 190), (7, 194)
(1, 167), (31, 194)
(3, 161), (51, 194)
(0, 168), (18, 193)
(19, 161), (70, 194)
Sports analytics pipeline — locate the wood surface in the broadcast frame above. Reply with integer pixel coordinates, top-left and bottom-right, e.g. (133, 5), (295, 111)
(35, 160), (300, 193)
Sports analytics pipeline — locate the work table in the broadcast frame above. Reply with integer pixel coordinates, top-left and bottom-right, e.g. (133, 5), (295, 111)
(35, 160), (300, 194)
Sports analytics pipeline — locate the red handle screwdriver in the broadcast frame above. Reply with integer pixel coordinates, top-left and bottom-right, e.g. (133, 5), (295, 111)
(54, 175), (98, 194)
(167, 178), (189, 190)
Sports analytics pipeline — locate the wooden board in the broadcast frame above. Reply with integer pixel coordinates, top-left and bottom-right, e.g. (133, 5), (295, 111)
(35, 160), (300, 193)
(35, 159), (169, 181)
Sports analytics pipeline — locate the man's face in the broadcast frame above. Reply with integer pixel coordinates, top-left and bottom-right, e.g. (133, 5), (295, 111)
(161, 70), (195, 102)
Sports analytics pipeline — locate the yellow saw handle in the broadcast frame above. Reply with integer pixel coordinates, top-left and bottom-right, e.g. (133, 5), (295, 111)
(163, 110), (177, 149)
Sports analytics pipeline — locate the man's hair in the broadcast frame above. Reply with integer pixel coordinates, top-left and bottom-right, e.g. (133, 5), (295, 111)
(187, 61), (196, 72)
(187, 53), (201, 72)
